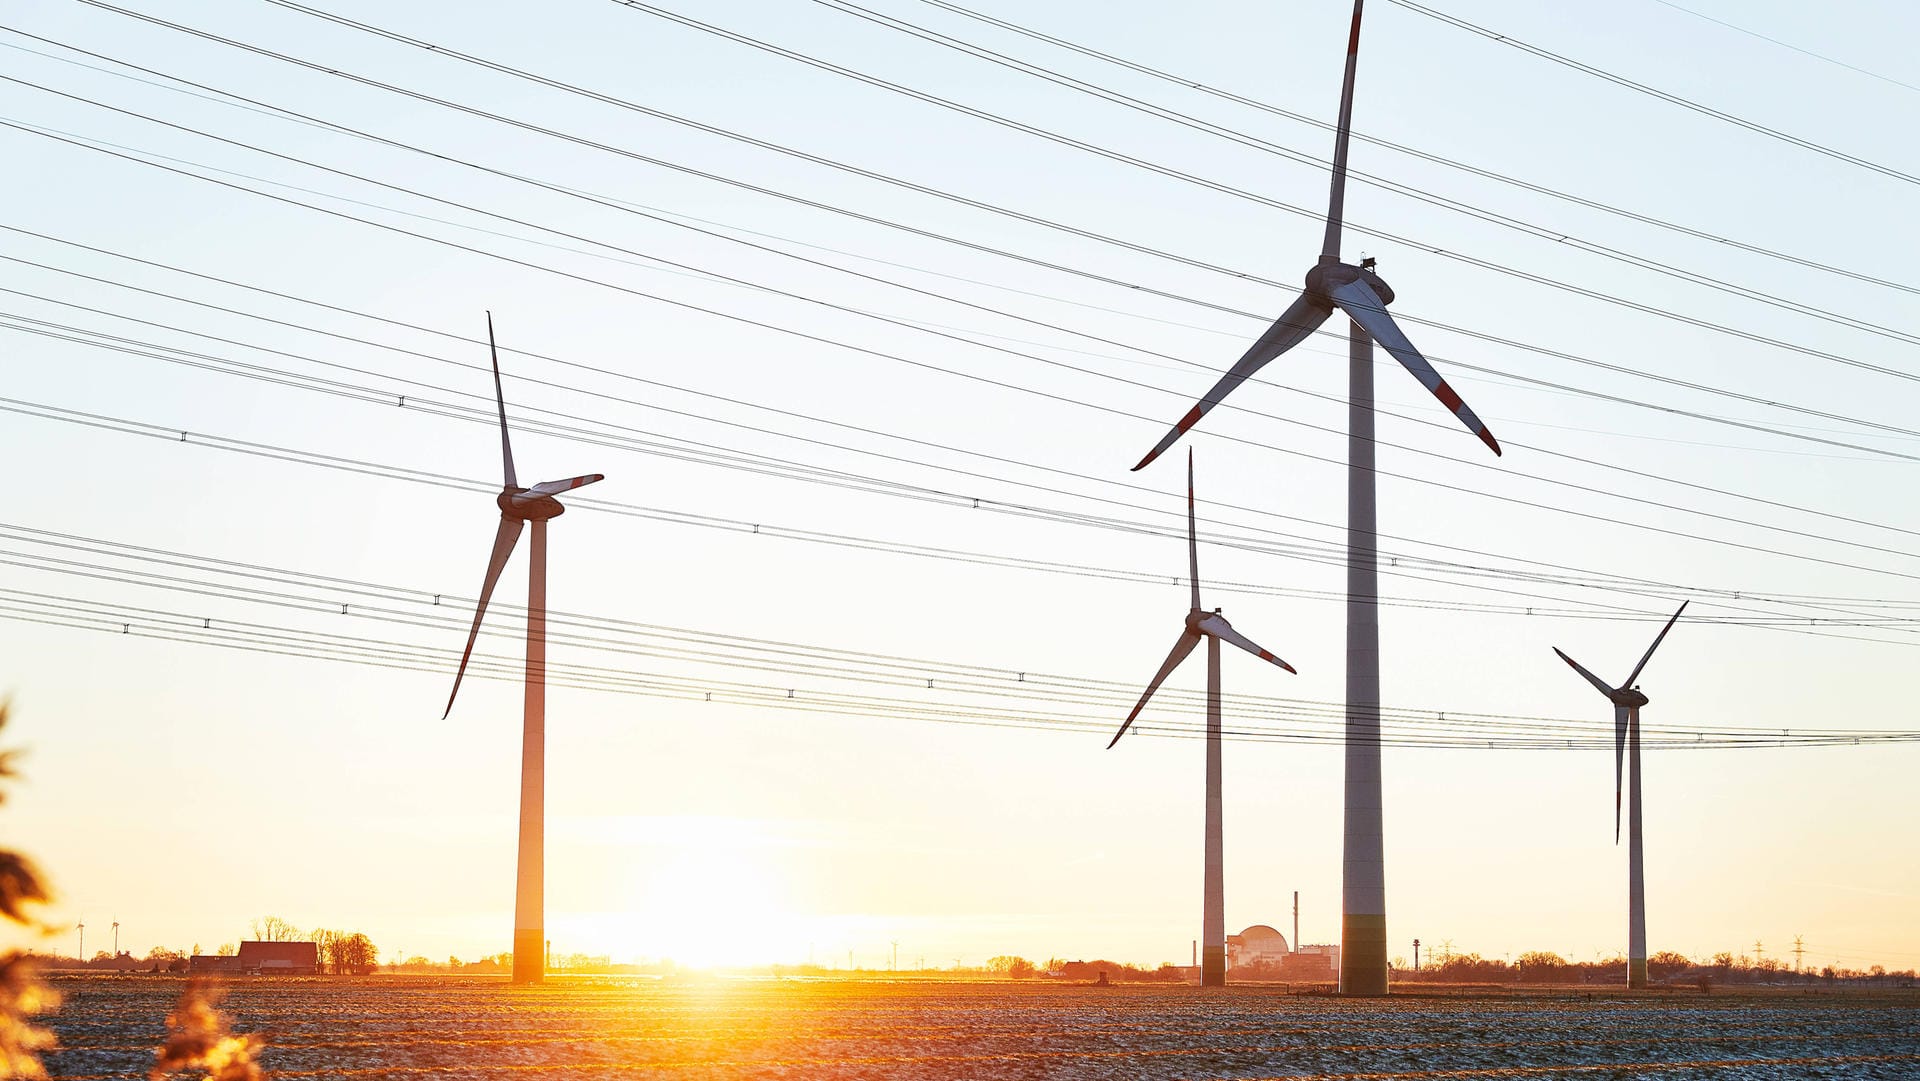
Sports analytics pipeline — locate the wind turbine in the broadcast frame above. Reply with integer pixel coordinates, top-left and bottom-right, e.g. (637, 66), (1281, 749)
(1554, 602), (1688, 991)
(1108, 451), (1295, 988)
(1127, 0), (1500, 995)
(443, 312), (604, 984)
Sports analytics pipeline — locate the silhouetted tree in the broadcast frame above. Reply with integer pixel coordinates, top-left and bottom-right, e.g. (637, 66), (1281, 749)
(337, 934), (377, 975)
(250, 917), (300, 943)
(1514, 951), (1570, 983)
(1647, 951), (1691, 978)
(309, 930), (343, 975)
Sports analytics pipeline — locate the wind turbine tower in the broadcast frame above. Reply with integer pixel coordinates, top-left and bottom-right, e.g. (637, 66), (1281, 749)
(443, 313), (605, 984)
(1553, 602), (1688, 990)
(1130, 0), (1500, 995)
(1109, 452), (1296, 986)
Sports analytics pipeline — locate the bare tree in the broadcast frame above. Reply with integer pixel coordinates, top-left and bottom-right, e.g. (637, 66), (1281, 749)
(249, 917), (300, 943)
(308, 929), (343, 975)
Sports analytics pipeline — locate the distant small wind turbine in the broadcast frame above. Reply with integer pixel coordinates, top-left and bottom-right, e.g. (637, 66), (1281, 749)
(1127, 0), (1500, 997)
(443, 313), (604, 985)
(1554, 601), (1688, 990)
(1108, 451), (1295, 987)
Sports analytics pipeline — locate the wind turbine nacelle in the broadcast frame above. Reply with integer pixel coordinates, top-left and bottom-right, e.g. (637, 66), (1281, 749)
(1611, 688), (1650, 708)
(498, 490), (567, 521)
(1305, 261), (1394, 306)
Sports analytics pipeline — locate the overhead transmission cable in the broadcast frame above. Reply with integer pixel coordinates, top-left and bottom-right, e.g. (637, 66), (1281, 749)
(12, 230), (1916, 621)
(8, 87), (1920, 574)
(1383, 0), (1920, 189)
(1, 523), (1911, 748)
(10, 281), (1920, 638)
(14, 25), (1920, 461)
(800, 0), (1920, 352)
(16, 120), (1920, 607)
(581, 0), (1920, 384)
(80, 0), (1920, 394)
(904, 0), (1920, 297)
(4, 379), (1919, 651)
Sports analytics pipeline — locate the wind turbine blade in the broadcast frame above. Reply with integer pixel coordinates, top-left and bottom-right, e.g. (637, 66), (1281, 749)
(1196, 613), (1296, 673)
(1553, 647), (1615, 697)
(1107, 629), (1202, 748)
(443, 515), (525, 718)
(1321, 0), (1365, 263)
(522, 474), (605, 498)
(1614, 704), (1630, 843)
(487, 311), (518, 490)
(1621, 601), (1689, 689)
(1329, 279), (1501, 456)
(1187, 449), (1201, 611)
(1132, 292), (1332, 471)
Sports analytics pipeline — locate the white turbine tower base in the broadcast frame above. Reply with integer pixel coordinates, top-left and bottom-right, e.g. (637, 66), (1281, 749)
(1554, 602), (1688, 991)
(1108, 451), (1296, 988)
(1128, 0), (1501, 996)
(443, 312), (604, 985)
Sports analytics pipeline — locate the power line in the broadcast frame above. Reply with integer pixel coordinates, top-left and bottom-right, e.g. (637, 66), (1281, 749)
(19, 24), (1920, 462)
(5, 389), (1918, 655)
(12, 119), (1920, 599)
(584, 0), (1920, 385)
(14, 231), (1919, 628)
(85, 0), (1920, 393)
(9, 94), (1920, 574)
(1, 525), (1909, 748)
(9, 224), (1868, 619)
(801, 0), (1920, 352)
(906, 0), (1920, 299)
(9, 291), (1920, 640)
(1646, 0), (1920, 96)
(1383, 0), (1920, 189)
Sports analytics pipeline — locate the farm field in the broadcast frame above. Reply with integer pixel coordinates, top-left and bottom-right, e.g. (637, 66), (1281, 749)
(38, 974), (1920, 1079)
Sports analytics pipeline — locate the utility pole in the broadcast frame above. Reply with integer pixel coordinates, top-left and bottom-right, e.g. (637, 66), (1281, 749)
(1793, 936), (1805, 974)
(1754, 939), (1764, 964)
(1192, 939), (1197, 968)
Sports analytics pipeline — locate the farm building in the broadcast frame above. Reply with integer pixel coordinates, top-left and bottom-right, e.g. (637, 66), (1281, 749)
(191, 941), (320, 974)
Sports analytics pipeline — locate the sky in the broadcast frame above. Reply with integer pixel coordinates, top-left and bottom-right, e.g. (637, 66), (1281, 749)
(1, 0), (1916, 975)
